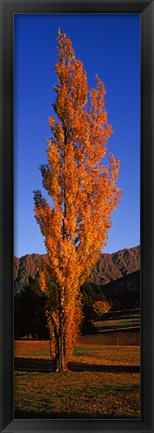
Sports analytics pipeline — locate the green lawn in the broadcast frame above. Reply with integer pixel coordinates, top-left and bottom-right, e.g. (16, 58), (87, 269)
(14, 339), (140, 419)
(14, 369), (140, 419)
(92, 309), (140, 331)
(93, 316), (140, 330)
(73, 345), (140, 364)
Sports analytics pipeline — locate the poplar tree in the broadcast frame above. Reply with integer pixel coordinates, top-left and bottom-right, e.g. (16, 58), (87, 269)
(34, 29), (122, 371)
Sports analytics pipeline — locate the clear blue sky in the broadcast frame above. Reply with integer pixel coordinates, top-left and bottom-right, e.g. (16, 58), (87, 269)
(14, 14), (140, 258)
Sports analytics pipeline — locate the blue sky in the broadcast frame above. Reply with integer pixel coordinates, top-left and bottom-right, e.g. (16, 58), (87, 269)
(14, 14), (140, 258)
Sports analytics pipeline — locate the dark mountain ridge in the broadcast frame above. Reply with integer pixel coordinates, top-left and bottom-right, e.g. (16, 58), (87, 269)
(14, 245), (140, 294)
(14, 246), (140, 338)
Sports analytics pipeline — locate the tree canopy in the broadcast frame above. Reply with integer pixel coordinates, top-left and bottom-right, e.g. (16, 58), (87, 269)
(34, 29), (122, 371)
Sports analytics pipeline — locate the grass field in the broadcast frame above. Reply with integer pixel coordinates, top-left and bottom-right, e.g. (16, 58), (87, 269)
(92, 309), (140, 332)
(93, 317), (140, 331)
(14, 334), (140, 419)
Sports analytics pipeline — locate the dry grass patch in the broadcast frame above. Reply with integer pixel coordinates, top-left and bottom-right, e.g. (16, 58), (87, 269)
(14, 370), (140, 419)
(14, 339), (140, 419)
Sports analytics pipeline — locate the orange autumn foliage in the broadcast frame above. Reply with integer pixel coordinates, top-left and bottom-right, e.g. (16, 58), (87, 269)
(34, 29), (122, 371)
(93, 300), (111, 318)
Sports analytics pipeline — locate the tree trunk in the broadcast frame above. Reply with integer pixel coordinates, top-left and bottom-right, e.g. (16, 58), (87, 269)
(55, 353), (68, 372)
(55, 286), (68, 372)
(55, 339), (68, 372)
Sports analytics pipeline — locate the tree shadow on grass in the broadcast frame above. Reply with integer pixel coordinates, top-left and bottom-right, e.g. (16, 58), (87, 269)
(14, 357), (140, 373)
(14, 409), (139, 419)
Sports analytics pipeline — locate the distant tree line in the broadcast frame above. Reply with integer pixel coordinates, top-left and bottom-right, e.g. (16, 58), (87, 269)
(14, 272), (140, 339)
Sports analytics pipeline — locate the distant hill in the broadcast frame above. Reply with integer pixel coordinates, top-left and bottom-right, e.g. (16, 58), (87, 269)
(14, 254), (48, 294)
(87, 245), (140, 285)
(14, 245), (140, 295)
(90, 270), (140, 310)
(14, 246), (140, 338)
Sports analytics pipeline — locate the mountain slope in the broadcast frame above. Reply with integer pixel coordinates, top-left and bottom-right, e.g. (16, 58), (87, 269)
(90, 270), (140, 310)
(14, 245), (140, 294)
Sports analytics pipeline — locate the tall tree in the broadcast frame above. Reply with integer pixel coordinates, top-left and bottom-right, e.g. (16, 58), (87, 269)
(34, 29), (122, 371)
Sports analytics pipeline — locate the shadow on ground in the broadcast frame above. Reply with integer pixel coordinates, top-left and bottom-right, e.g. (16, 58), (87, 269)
(14, 357), (140, 373)
(14, 409), (140, 419)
